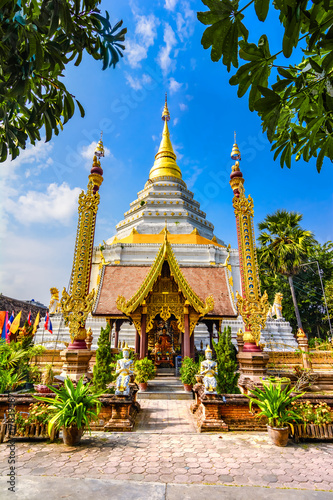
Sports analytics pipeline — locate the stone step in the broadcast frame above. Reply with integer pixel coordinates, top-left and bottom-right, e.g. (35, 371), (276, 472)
(137, 390), (193, 400)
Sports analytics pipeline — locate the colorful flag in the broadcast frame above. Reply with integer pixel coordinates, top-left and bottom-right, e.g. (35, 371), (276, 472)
(0, 311), (7, 340)
(44, 312), (53, 333)
(32, 312), (40, 334)
(7, 311), (14, 339)
(27, 311), (32, 326)
(10, 311), (21, 334)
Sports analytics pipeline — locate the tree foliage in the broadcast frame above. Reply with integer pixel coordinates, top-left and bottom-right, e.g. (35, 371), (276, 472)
(257, 211), (333, 337)
(93, 322), (112, 392)
(0, 0), (126, 162)
(212, 326), (240, 394)
(198, 0), (333, 171)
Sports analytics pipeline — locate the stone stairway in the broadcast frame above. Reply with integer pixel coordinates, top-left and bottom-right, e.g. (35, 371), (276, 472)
(137, 368), (193, 400)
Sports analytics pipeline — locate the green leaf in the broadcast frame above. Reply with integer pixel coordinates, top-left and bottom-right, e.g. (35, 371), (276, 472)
(76, 99), (85, 118)
(254, 0), (270, 22)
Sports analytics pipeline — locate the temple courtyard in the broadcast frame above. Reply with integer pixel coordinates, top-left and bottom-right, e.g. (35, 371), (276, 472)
(1, 399), (333, 499)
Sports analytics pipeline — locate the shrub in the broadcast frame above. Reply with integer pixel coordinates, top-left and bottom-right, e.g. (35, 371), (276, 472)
(179, 356), (197, 385)
(134, 358), (156, 384)
(212, 327), (240, 394)
(93, 323), (112, 392)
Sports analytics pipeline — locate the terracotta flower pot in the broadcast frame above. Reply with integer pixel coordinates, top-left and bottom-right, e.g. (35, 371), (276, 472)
(267, 425), (289, 447)
(34, 384), (53, 394)
(138, 382), (148, 392)
(62, 426), (84, 446)
(183, 383), (193, 392)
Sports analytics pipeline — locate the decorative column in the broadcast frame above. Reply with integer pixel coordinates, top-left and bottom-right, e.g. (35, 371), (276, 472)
(229, 139), (270, 387)
(114, 320), (121, 349)
(190, 329), (195, 359)
(183, 301), (191, 358)
(297, 328), (312, 369)
(140, 302), (147, 359)
(59, 137), (105, 380)
(135, 329), (140, 356)
(236, 329), (244, 354)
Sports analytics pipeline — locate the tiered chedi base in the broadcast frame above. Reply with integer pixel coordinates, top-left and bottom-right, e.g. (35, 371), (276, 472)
(34, 314), (298, 352)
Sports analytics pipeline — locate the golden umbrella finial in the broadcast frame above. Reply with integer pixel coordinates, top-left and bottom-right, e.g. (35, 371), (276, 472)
(95, 131), (105, 159)
(231, 131), (241, 161)
(162, 92), (170, 122)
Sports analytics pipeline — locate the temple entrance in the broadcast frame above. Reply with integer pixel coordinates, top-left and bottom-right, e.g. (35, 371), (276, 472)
(148, 315), (181, 368)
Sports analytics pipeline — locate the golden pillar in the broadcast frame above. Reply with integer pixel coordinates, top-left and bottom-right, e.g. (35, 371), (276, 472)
(60, 137), (105, 350)
(229, 140), (270, 387)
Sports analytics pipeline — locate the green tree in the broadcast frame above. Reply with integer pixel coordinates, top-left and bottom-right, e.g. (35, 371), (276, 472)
(212, 326), (240, 394)
(260, 241), (333, 339)
(0, 0), (126, 162)
(198, 0), (333, 171)
(93, 322), (112, 392)
(257, 210), (318, 334)
(325, 277), (333, 322)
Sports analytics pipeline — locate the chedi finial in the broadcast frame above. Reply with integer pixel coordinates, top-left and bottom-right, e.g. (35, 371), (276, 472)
(162, 93), (170, 122)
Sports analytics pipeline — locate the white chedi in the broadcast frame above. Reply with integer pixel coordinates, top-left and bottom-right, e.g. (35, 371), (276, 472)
(200, 345), (218, 395)
(115, 343), (134, 396)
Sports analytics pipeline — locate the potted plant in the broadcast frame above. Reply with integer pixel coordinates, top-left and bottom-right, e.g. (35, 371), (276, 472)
(247, 382), (304, 447)
(262, 376), (291, 391)
(34, 364), (55, 393)
(134, 357), (156, 391)
(179, 356), (197, 392)
(34, 377), (102, 446)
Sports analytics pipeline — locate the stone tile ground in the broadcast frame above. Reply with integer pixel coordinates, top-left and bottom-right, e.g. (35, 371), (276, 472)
(0, 399), (332, 492)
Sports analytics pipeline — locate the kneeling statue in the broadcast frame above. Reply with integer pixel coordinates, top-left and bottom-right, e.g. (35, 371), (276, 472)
(115, 343), (134, 396)
(200, 345), (218, 394)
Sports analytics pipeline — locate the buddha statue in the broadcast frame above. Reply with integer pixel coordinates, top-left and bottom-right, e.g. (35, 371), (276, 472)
(199, 345), (218, 394)
(115, 343), (134, 396)
(154, 327), (174, 367)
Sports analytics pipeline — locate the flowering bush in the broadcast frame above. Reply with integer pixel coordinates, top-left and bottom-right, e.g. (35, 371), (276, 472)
(291, 401), (333, 425)
(11, 402), (52, 436)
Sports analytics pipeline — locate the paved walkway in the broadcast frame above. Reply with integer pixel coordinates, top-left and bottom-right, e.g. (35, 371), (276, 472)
(135, 399), (196, 433)
(1, 399), (333, 498)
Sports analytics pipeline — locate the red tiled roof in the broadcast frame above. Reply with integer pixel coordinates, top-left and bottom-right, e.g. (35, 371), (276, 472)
(94, 265), (236, 318)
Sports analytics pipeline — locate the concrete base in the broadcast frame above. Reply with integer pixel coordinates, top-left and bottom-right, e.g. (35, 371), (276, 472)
(60, 348), (93, 381)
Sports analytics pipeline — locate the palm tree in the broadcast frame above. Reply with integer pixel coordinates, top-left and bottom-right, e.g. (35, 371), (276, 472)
(257, 210), (316, 334)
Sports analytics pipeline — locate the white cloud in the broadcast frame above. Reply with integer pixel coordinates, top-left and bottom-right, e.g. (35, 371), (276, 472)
(185, 165), (204, 189)
(125, 72), (152, 90)
(5, 182), (82, 225)
(179, 103), (188, 111)
(135, 14), (158, 47)
(0, 230), (75, 305)
(126, 40), (148, 68)
(157, 24), (177, 75)
(0, 140), (55, 233)
(176, 2), (196, 42)
(173, 118), (179, 126)
(165, 0), (178, 11)
(169, 78), (182, 94)
(126, 14), (159, 68)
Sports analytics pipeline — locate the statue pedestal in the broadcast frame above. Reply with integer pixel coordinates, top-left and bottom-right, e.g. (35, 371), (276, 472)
(191, 384), (228, 432)
(60, 348), (93, 381)
(103, 385), (140, 432)
(237, 349), (269, 393)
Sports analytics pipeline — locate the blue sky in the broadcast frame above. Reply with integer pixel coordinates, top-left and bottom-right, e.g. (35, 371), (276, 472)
(0, 0), (332, 306)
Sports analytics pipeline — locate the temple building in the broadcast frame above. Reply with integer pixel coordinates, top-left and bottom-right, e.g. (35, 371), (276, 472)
(35, 98), (297, 355)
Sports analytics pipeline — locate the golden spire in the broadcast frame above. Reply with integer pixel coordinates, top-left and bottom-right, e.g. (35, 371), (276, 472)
(149, 94), (182, 181)
(95, 132), (105, 159)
